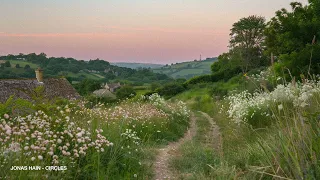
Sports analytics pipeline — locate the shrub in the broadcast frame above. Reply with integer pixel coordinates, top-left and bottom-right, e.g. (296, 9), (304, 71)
(4, 61), (11, 67)
(226, 79), (320, 127)
(73, 79), (101, 96)
(116, 85), (136, 99)
(24, 64), (31, 69)
(156, 83), (186, 98)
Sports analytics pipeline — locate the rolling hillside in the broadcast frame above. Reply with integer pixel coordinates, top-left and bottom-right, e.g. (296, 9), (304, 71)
(152, 58), (217, 79)
(0, 54), (173, 85)
(111, 62), (164, 69)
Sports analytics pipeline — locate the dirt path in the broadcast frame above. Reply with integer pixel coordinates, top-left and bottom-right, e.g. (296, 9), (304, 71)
(200, 111), (223, 156)
(153, 112), (222, 179)
(153, 113), (197, 180)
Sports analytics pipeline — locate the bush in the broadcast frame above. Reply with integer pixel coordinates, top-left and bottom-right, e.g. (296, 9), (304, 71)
(156, 83), (186, 98)
(4, 61), (11, 67)
(73, 79), (101, 96)
(116, 86), (136, 99)
(185, 67), (242, 86)
(226, 79), (320, 127)
(24, 64), (31, 69)
(150, 83), (161, 91)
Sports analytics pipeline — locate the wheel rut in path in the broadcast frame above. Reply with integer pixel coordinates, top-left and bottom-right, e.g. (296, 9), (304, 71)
(153, 113), (197, 180)
(199, 111), (223, 156)
(153, 112), (222, 180)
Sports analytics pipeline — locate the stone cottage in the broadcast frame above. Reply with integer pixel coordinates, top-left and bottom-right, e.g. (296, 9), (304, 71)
(0, 68), (80, 103)
(106, 82), (121, 93)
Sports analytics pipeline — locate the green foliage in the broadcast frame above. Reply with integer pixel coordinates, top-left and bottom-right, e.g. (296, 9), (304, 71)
(265, 2), (320, 78)
(0, 92), (190, 179)
(74, 79), (102, 96)
(185, 66), (242, 86)
(150, 82), (161, 91)
(197, 15), (267, 88)
(0, 96), (15, 116)
(229, 15), (267, 72)
(152, 58), (217, 79)
(185, 74), (214, 85)
(0, 53), (173, 85)
(116, 85), (136, 99)
(156, 83), (186, 98)
(4, 61), (11, 67)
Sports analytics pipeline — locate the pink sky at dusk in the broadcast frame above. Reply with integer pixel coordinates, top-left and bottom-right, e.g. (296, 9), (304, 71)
(0, 0), (309, 64)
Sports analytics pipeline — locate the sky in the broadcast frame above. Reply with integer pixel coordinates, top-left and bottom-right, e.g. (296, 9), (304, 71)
(0, 0), (309, 64)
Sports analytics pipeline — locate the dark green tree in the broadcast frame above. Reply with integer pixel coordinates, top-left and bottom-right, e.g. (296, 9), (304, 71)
(265, 1), (320, 77)
(229, 15), (266, 72)
(4, 61), (11, 67)
(116, 86), (136, 99)
(24, 64), (31, 69)
(74, 79), (101, 96)
(156, 83), (185, 98)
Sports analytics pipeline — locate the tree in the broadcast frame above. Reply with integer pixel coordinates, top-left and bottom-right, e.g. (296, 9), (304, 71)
(156, 83), (185, 98)
(229, 15), (266, 72)
(4, 61), (11, 67)
(24, 64), (31, 69)
(116, 86), (136, 99)
(74, 79), (101, 96)
(15, 64), (21, 68)
(265, 1), (320, 77)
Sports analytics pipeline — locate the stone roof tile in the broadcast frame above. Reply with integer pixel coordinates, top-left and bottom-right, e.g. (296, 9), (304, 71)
(0, 78), (80, 103)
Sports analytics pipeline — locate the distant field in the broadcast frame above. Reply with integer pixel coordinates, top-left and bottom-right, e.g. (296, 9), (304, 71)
(152, 58), (217, 79)
(3, 60), (104, 80)
(7, 60), (38, 68)
(111, 62), (164, 69)
(58, 72), (103, 80)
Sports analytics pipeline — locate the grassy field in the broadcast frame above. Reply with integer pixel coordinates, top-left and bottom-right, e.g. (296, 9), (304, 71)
(152, 58), (216, 79)
(111, 62), (164, 69)
(6, 60), (38, 69)
(0, 94), (190, 179)
(58, 71), (104, 80)
(2, 60), (105, 81)
(170, 71), (320, 179)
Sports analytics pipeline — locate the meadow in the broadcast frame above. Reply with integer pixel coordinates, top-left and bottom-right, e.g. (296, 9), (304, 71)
(1, 1), (319, 179)
(0, 94), (190, 179)
(152, 58), (216, 79)
(169, 68), (320, 179)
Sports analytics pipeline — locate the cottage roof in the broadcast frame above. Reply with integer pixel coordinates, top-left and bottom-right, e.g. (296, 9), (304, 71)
(108, 83), (121, 89)
(93, 89), (116, 99)
(0, 78), (80, 103)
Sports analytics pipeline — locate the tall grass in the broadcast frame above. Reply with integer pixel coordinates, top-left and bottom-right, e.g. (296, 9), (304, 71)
(173, 71), (320, 179)
(0, 94), (190, 179)
(213, 77), (320, 179)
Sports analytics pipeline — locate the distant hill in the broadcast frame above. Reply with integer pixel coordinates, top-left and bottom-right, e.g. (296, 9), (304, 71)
(0, 53), (173, 86)
(152, 58), (217, 79)
(111, 62), (164, 69)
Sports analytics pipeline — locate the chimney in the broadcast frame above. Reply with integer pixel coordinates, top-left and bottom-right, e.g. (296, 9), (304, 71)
(35, 68), (44, 83)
